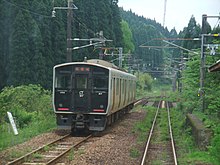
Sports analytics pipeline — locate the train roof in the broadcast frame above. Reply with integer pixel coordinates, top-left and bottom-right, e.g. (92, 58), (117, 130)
(86, 59), (119, 69)
(54, 59), (136, 80)
(54, 59), (128, 72)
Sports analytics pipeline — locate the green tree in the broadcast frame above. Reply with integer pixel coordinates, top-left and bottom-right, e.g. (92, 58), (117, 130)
(138, 73), (153, 91)
(110, 1), (123, 47)
(182, 16), (201, 51)
(0, 1), (4, 89)
(8, 10), (32, 85)
(121, 20), (134, 53)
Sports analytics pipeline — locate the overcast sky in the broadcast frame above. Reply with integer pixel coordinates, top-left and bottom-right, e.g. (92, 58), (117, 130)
(118, 0), (220, 32)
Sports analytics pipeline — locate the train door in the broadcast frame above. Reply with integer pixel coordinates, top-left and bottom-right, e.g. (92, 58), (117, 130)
(73, 74), (91, 112)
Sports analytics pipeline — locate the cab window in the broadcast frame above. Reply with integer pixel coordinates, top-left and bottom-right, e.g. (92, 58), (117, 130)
(55, 74), (71, 88)
(93, 76), (108, 90)
(76, 75), (87, 89)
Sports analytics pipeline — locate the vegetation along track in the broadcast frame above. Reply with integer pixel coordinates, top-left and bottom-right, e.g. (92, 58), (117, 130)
(141, 100), (178, 165)
(7, 133), (92, 165)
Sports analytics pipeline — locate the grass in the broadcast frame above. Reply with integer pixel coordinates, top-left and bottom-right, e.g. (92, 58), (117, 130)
(170, 106), (219, 165)
(132, 90), (218, 164)
(68, 149), (75, 161)
(7, 149), (31, 159)
(0, 114), (56, 152)
(32, 153), (43, 159)
(130, 147), (140, 158)
(132, 106), (156, 143)
(129, 105), (155, 159)
(78, 148), (85, 155)
(43, 145), (51, 152)
(152, 160), (163, 165)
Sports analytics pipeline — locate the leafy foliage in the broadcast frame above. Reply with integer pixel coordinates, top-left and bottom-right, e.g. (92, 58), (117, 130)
(0, 84), (55, 151)
(0, 84), (52, 127)
(178, 34), (220, 163)
(210, 127), (220, 163)
(121, 20), (135, 53)
(138, 73), (153, 91)
(0, 0), (123, 89)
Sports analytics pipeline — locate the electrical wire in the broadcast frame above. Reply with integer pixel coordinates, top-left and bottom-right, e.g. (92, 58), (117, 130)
(72, 13), (111, 40)
(213, 18), (220, 29)
(3, 0), (109, 40)
(2, 0), (51, 18)
(72, 14), (97, 36)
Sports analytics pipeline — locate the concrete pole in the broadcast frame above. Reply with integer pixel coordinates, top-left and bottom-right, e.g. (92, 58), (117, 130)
(67, 0), (73, 62)
(200, 14), (207, 112)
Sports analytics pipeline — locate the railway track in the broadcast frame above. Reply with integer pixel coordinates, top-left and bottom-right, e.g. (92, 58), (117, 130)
(7, 133), (92, 165)
(141, 100), (178, 165)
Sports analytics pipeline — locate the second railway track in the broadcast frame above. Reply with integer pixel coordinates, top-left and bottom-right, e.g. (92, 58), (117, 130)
(141, 100), (178, 165)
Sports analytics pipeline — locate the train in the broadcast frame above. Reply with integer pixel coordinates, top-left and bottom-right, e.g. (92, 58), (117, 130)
(53, 59), (136, 132)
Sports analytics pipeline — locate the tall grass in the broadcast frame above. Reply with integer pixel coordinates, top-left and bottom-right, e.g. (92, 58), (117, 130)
(0, 112), (56, 151)
(0, 85), (56, 151)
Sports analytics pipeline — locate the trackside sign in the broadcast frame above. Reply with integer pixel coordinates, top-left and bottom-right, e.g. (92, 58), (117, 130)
(7, 112), (18, 135)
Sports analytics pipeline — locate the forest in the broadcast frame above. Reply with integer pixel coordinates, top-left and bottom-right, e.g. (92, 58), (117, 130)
(0, 0), (220, 163)
(0, 0), (123, 89)
(1, 0), (219, 90)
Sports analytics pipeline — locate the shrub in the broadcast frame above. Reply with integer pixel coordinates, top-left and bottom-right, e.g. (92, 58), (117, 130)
(137, 73), (153, 91)
(0, 84), (55, 151)
(0, 84), (52, 128)
(210, 127), (220, 163)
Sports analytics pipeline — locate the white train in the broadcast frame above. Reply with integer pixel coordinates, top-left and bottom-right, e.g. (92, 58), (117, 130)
(53, 59), (136, 131)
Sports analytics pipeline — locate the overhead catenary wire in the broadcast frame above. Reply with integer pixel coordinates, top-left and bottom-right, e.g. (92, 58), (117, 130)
(213, 18), (220, 29)
(4, 0), (110, 43)
(2, 0), (51, 18)
(72, 13), (97, 37)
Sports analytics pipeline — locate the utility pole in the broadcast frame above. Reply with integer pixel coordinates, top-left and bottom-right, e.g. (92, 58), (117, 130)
(119, 47), (123, 68)
(200, 14), (207, 112)
(52, 0), (77, 62)
(67, 0), (73, 62)
(200, 14), (220, 112)
(163, 0), (167, 27)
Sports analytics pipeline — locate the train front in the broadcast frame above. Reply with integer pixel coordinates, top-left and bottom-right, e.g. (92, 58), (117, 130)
(53, 62), (109, 131)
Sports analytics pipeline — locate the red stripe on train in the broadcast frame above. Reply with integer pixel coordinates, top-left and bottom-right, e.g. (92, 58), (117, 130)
(93, 109), (105, 112)
(58, 108), (69, 111)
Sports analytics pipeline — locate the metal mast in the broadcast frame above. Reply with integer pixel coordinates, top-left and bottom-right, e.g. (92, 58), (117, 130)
(163, 0), (167, 27)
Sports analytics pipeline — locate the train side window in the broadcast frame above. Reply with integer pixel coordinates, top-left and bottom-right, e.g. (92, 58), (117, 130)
(116, 78), (119, 95)
(55, 74), (71, 88)
(113, 78), (115, 94)
(76, 75), (87, 89)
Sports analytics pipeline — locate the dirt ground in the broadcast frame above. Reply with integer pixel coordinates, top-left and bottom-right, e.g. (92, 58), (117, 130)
(0, 108), (147, 165)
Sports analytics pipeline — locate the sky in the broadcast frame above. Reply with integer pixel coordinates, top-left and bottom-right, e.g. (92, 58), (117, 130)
(118, 0), (220, 32)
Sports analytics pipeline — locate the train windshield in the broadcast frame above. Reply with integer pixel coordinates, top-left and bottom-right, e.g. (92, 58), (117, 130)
(76, 75), (87, 89)
(55, 71), (71, 88)
(93, 76), (108, 90)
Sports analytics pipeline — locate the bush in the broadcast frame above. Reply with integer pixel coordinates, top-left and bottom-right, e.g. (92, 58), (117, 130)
(137, 73), (153, 91)
(210, 134), (220, 162)
(0, 84), (52, 127)
(0, 84), (55, 151)
(210, 127), (220, 163)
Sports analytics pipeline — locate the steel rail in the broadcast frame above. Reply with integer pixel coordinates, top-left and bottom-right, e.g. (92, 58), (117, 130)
(46, 134), (92, 165)
(166, 101), (178, 165)
(140, 100), (162, 165)
(7, 133), (71, 165)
